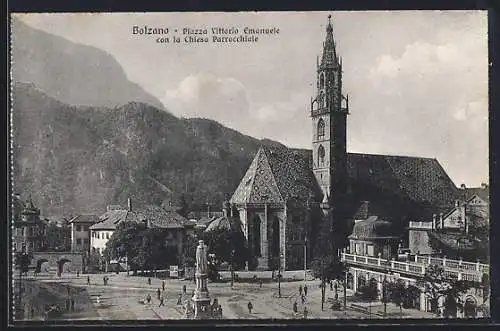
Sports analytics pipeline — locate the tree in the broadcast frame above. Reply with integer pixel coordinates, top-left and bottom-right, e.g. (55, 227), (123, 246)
(44, 222), (70, 251)
(310, 254), (347, 310)
(417, 264), (471, 317)
(388, 279), (406, 318)
(198, 227), (248, 269)
(357, 283), (379, 301)
(177, 193), (189, 218)
(15, 251), (33, 274)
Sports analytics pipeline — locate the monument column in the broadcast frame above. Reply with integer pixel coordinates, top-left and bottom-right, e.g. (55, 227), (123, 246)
(192, 240), (212, 319)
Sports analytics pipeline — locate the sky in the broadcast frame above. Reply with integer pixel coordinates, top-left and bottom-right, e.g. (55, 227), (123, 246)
(16, 11), (488, 187)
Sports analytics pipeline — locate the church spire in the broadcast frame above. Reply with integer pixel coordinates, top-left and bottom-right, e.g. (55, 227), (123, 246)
(321, 15), (337, 68)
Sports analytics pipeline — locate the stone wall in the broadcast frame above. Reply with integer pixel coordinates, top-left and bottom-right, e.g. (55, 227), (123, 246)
(30, 252), (83, 273)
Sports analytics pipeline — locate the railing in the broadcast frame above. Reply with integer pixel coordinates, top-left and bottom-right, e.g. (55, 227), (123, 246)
(408, 221), (433, 229)
(341, 253), (487, 283)
(411, 254), (489, 274)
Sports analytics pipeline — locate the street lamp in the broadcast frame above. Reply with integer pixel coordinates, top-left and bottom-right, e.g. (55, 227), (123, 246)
(303, 236), (308, 286)
(382, 270), (388, 317)
(230, 249), (235, 288)
(278, 253), (283, 298)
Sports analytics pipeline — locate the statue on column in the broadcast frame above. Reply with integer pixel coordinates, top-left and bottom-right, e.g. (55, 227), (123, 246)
(196, 240), (208, 274)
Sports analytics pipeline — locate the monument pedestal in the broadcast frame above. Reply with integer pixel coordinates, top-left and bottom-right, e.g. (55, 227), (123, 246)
(192, 271), (211, 319)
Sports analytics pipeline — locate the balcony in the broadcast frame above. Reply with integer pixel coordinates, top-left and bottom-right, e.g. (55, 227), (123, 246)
(341, 252), (488, 283)
(310, 106), (348, 117)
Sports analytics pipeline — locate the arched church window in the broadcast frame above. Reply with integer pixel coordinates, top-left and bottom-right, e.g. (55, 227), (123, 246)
(319, 73), (325, 89)
(318, 145), (325, 167)
(317, 119), (325, 140)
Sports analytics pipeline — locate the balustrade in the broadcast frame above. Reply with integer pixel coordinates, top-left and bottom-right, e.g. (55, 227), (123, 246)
(341, 253), (488, 281)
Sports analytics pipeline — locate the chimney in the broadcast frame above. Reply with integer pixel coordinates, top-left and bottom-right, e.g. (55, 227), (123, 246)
(439, 213), (444, 229)
(455, 200), (460, 208)
(128, 198), (132, 211)
(432, 214), (436, 230)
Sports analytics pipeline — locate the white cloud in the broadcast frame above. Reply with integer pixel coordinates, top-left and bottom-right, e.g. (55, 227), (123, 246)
(162, 73), (251, 131)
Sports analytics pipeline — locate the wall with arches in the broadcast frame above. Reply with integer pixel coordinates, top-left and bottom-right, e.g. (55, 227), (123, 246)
(30, 252), (83, 274)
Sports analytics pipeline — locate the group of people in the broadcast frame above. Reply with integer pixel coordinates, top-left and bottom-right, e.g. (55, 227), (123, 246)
(292, 284), (309, 318)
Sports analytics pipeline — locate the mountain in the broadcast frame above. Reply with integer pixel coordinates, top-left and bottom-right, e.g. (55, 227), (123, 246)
(12, 82), (285, 217)
(11, 18), (165, 110)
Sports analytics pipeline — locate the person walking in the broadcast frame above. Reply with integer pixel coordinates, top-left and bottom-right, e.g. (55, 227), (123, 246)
(148, 278), (151, 286)
(259, 279), (263, 288)
(162, 280), (166, 291)
(177, 294), (183, 305)
(303, 306), (308, 319)
(87, 276), (90, 285)
(301, 294), (305, 305)
(77, 271), (79, 278)
(71, 298), (75, 312)
(293, 301), (298, 316)
(304, 285), (308, 296)
(183, 284), (187, 294)
(157, 288), (161, 300)
(146, 293), (151, 304)
(299, 285), (303, 296)
(96, 295), (101, 305)
(247, 301), (253, 314)
(158, 296), (165, 307)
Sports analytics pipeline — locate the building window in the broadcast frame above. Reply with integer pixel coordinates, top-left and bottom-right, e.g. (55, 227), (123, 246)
(106, 233), (110, 239)
(317, 119), (325, 140)
(318, 145), (325, 167)
(83, 238), (89, 244)
(367, 245), (374, 257)
(76, 225), (82, 232)
(97, 233), (100, 239)
(76, 238), (82, 245)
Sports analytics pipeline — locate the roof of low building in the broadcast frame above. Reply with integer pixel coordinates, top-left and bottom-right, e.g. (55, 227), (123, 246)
(68, 214), (99, 224)
(465, 186), (489, 204)
(348, 216), (398, 240)
(90, 205), (188, 231)
(205, 215), (244, 233)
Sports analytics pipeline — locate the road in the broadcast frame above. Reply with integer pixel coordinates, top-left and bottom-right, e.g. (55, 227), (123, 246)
(20, 272), (435, 320)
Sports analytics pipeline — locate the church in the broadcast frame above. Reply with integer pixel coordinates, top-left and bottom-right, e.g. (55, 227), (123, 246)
(230, 16), (462, 271)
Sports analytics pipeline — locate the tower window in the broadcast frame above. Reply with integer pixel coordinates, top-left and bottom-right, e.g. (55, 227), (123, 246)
(319, 72), (325, 89)
(317, 119), (325, 140)
(318, 145), (325, 167)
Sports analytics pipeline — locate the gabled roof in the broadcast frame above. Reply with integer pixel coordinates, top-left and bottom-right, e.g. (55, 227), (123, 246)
(465, 187), (489, 204)
(347, 153), (460, 208)
(230, 146), (321, 206)
(135, 205), (186, 229)
(90, 209), (129, 230)
(68, 214), (99, 224)
(90, 205), (187, 231)
(205, 215), (244, 233)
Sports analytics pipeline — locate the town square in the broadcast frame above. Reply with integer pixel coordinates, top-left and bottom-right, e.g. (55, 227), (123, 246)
(10, 11), (489, 322)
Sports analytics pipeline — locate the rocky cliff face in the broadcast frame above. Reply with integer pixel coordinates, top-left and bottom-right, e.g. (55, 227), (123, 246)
(11, 18), (165, 110)
(12, 82), (284, 218)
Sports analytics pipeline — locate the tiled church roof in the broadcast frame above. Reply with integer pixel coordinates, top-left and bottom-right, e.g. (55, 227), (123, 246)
(347, 153), (461, 208)
(231, 146), (461, 210)
(230, 146), (322, 205)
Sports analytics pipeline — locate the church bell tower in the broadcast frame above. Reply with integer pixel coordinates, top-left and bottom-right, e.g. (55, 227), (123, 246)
(311, 15), (349, 222)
